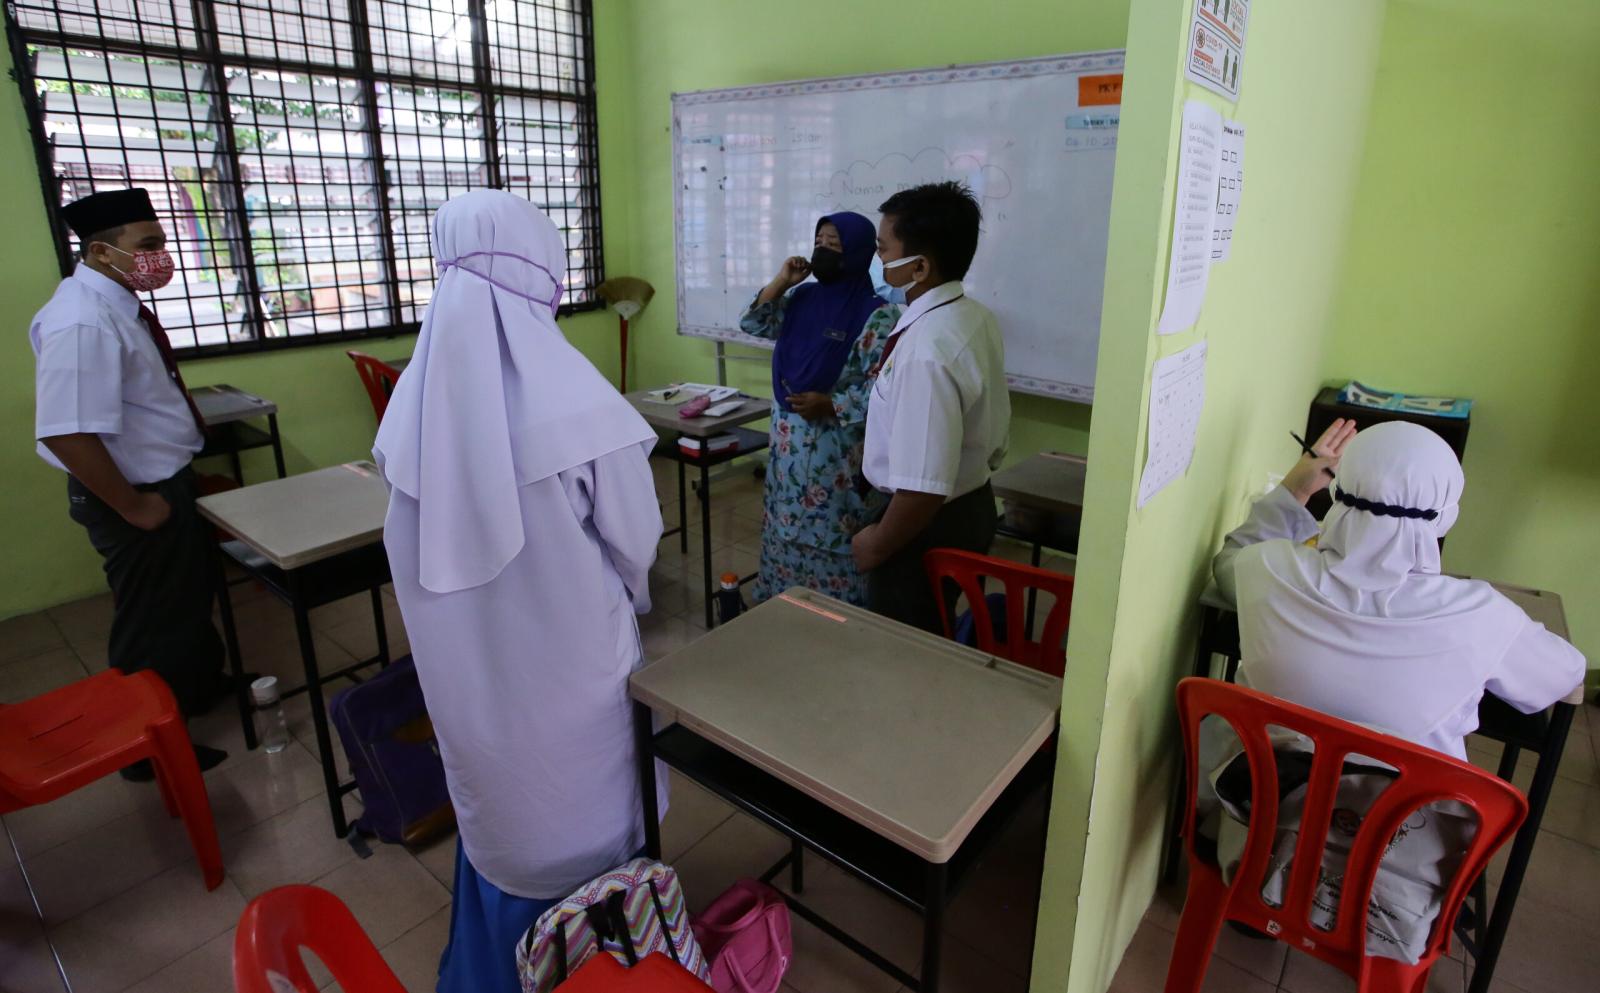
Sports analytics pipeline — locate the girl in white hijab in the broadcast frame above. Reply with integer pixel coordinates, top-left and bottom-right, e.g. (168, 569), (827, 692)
(1213, 419), (1584, 760)
(374, 190), (664, 993)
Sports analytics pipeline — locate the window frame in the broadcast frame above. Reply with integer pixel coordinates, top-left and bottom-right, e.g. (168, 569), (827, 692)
(4, 0), (605, 358)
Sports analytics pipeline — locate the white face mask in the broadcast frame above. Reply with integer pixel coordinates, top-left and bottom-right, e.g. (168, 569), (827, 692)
(878, 253), (924, 305)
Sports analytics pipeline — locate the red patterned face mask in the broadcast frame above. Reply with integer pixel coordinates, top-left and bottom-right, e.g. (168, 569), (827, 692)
(101, 244), (175, 291)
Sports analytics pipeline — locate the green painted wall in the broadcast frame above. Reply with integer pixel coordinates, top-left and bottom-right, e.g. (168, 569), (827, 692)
(1032, 2), (1390, 990)
(1323, 0), (1600, 673)
(0, 7), (633, 619)
(606, 0), (1125, 467)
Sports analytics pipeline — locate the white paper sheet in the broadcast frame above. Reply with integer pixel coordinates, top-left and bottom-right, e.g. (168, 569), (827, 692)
(1157, 101), (1222, 334)
(1137, 340), (1209, 508)
(1212, 119), (1245, 262)
(1185, 0), (1250, 101)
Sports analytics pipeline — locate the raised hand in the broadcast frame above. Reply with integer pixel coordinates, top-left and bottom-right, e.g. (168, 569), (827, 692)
(1284, 418), (1358, 504)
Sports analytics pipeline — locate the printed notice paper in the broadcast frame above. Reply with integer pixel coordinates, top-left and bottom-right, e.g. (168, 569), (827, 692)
(1157, 101), (1222, 334)
(1212, 119), (1245, 261)
(1137, 340), (1209, 508)
(1185, 0), (1250, 101)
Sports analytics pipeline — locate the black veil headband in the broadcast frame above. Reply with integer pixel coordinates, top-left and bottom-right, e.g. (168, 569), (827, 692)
(1333, 487), (1440, 522)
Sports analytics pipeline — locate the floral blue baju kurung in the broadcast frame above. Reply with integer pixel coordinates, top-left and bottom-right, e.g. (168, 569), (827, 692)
(739, 295), (897, 605)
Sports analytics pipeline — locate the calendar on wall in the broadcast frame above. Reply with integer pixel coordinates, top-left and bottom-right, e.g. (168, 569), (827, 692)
(1137, 340), (1209, 508)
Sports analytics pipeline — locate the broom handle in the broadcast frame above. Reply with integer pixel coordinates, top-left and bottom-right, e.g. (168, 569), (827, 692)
(619, 315), (629, 393)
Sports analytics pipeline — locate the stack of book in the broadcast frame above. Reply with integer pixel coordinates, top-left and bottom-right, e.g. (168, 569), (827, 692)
(678, 434), (741, 459)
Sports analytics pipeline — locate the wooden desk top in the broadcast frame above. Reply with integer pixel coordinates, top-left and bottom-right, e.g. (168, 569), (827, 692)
(992, 452), (1088, 516)
(630, 589), (1062, 862)
(624, 389), (771, 439)
(191, 384), (277, 424)
(197, 462), (388, 571)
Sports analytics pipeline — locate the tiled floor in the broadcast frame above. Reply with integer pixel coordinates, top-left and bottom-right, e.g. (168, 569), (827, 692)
(1, 460), (1593, 992)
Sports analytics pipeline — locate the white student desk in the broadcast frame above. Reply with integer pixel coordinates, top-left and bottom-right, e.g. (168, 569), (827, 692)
(624, 389), (771, 628)
(630, 589), (1061, 992)
(192, 383), (286, 484)
(1185, 577), (1582, 993)
(198, 462), (394, 837)
(991, 451), (1088, 628)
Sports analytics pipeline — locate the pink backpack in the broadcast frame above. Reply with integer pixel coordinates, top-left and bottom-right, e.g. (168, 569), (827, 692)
(691, 879), (793, 993)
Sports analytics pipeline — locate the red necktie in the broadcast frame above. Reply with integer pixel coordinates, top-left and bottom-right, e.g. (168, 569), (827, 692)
(869, 331), (904, 378)
(139, 304), (208, 436)
(868, 294), (964, 377)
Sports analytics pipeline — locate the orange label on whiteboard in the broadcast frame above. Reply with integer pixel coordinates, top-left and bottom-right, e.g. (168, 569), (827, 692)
(1079, 73), (1123, 106)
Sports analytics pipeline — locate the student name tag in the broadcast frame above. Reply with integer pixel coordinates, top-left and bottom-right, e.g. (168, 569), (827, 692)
(823, 326), (848, 342)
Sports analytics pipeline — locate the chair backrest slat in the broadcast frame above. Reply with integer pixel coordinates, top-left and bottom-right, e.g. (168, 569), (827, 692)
(346, 351), (403, 425)
(1175, 678), (1527, 975)
(234, 885), (408, 993)
(924, 548), (1074, 677)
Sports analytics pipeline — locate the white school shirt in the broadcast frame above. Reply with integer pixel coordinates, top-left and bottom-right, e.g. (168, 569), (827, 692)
(1213, 486), (1586, 760)
(30, 265), (203, 484)
(863, 281), (1010, 498)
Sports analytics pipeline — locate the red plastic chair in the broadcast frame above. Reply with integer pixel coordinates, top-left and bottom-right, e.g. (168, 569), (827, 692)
(561, 953), (718, 992)
(0, 670), (223, 890)
(924, 548), (1075, 677)
(1167, 677), (1528, 993)
(346, 350), (402, 425)
(234, 885), (406, 993)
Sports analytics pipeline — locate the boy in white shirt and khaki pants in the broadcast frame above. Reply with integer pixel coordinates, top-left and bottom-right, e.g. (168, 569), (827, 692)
(851, 182), (1010, 632)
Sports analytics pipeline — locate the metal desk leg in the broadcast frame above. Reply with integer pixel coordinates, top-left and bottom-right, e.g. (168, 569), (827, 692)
(1469, 873), (1488, 954)
(288, 570), (349, 837)
(267, 413), (287, 478)
(789, 838), (805, 894)
(1025, 542), (1043, 635)
(700, 459), (715, 629)
(635, 701), (662, 859)
(920, 861), (948, 993)
(676, 456), (688, 554)
(228, 445), (245, 486)
(1494, 745), (1520, 782)
(1025, 752), (1056, 972)
(370, 587), (390, 668)
(211, 546), (255, 750)
(1468, 704), (1575, 993)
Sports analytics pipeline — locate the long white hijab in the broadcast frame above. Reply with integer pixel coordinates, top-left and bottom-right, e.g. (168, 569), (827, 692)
(374, 190), (654, 593)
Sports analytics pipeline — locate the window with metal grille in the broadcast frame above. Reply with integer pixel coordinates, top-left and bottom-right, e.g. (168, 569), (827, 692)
(5, 0), (603, 354)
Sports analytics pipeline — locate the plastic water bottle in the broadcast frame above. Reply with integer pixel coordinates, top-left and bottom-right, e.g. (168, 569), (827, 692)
(251, 676), (289, 754)
(714, 572), (745, 625)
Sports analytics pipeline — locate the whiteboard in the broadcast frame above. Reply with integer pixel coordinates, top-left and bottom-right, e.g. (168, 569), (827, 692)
(672, 52), (1124, 402)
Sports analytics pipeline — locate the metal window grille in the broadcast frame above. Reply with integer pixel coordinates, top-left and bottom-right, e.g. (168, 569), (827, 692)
(5, 0), (603, 354)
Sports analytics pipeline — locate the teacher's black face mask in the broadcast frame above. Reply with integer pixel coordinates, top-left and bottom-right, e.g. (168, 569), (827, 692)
(809, 246), (845, 283)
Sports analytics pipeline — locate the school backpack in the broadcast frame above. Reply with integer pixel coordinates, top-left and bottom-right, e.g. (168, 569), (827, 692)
(328, 655), (455, 845)
(953, 592), (1010, 647)
(516, 858), (710, 992)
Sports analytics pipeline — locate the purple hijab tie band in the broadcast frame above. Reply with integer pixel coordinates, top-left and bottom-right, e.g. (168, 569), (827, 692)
(438, 249), (564, 315)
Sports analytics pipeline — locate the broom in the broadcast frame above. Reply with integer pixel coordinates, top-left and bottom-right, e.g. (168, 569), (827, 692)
(596, 277), (654, 393)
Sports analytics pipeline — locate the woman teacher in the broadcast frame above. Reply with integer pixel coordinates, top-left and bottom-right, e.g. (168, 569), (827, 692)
(739, 211), (899, 605)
